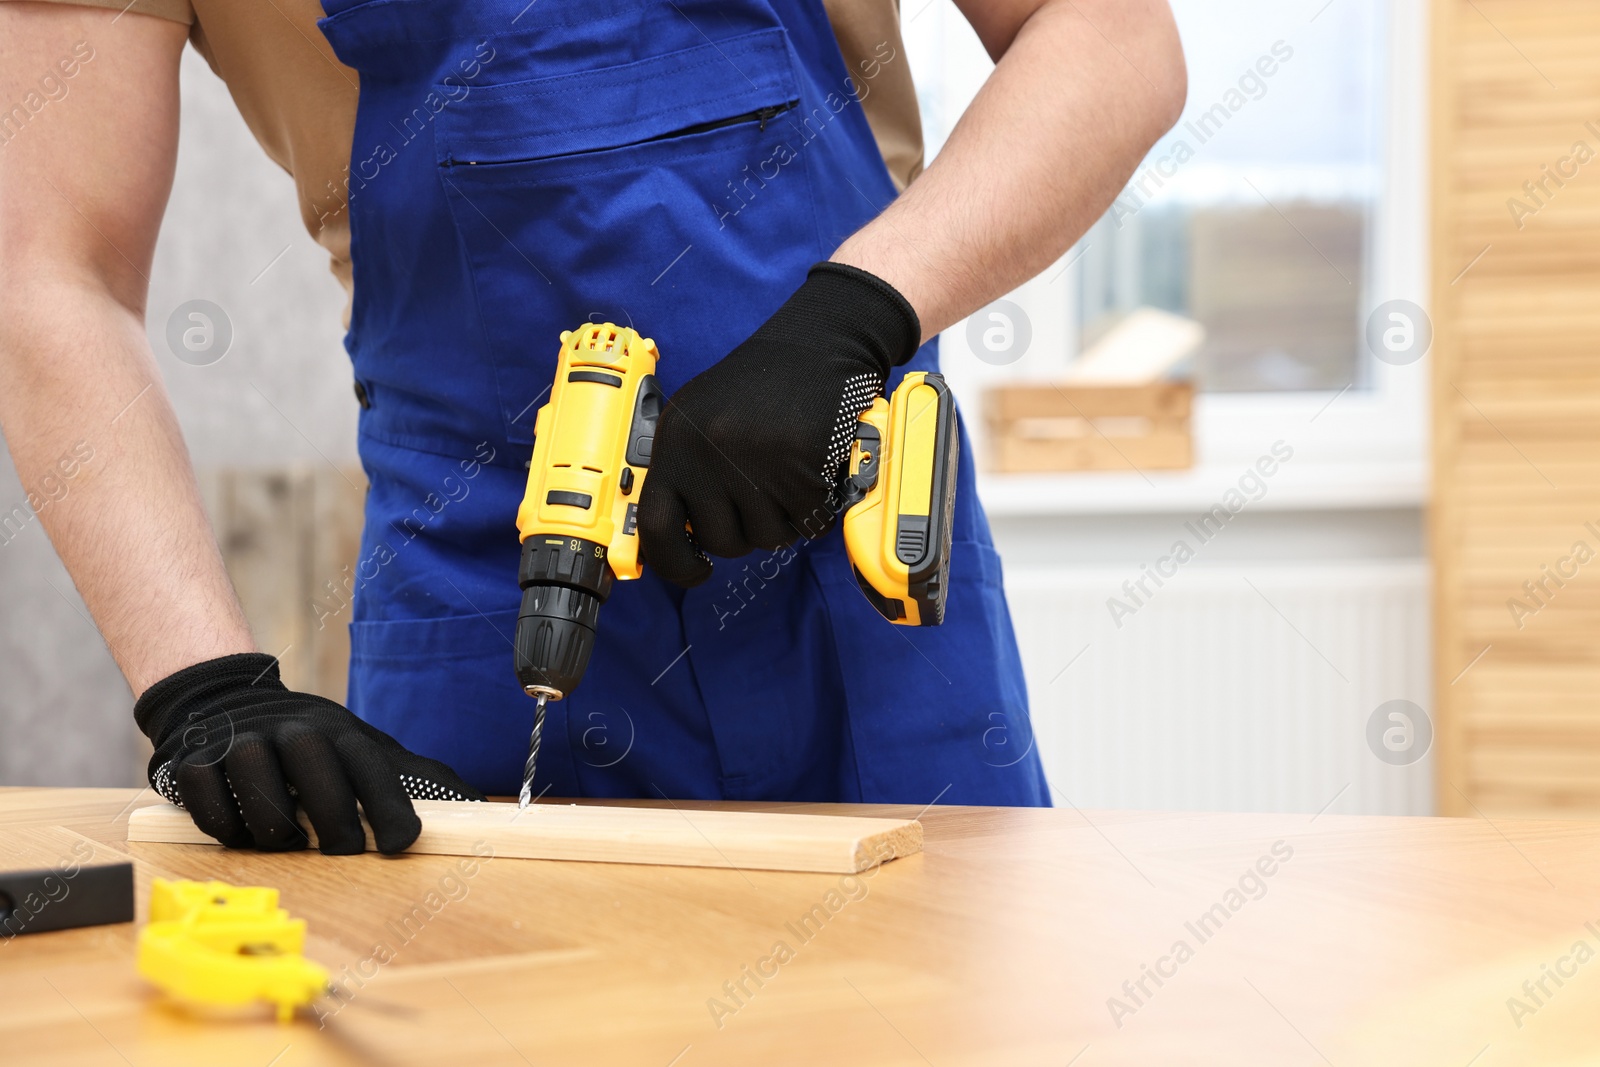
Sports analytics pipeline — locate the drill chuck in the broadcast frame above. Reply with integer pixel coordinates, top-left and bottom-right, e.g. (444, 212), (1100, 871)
(514, 536), (615, 699)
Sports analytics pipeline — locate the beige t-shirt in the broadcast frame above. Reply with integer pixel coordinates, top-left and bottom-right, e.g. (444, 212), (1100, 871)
(16, 0), (924, 317)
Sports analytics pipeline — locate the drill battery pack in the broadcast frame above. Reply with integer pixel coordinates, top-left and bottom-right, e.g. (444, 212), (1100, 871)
(839, 372), (959, 626)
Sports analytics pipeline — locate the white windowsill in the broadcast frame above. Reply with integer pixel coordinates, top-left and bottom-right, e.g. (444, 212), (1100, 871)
(977, 459), (1427, 517)
(971, 383), (1430, 517)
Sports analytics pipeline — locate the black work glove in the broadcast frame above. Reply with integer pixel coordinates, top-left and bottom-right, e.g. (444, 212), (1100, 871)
(639, 261), (921, 586)
(135, 653), (483, 855)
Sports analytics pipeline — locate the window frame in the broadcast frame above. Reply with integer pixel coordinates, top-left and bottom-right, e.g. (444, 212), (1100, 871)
(908, 0), (1430, 511)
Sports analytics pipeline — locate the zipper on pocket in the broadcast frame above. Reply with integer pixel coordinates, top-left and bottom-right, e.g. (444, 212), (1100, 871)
(444, 100), (797, 168)
(668, 102), (794, 139)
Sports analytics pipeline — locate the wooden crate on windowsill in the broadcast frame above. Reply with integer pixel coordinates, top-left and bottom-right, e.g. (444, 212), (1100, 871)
(983, 380), (1194, 473)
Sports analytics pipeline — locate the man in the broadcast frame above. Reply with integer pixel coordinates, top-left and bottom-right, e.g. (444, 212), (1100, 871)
(0, 0), (1185, 854)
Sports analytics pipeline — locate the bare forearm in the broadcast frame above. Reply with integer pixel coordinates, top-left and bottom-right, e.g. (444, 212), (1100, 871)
(0, 281), (255, 695)
(1, 5), (251, 696)
(833, 0), (1186, 339)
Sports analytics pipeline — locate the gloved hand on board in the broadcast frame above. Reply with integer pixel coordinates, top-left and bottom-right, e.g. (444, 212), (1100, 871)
(136, 652), (483, 855)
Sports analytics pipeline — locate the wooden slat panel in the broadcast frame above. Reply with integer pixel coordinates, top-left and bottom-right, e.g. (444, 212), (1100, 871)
(1433, 0), (1600, 815)
(198, 466), (366, 702)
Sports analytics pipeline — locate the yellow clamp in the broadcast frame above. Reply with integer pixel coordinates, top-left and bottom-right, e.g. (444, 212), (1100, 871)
(137, 878), (330, 1024)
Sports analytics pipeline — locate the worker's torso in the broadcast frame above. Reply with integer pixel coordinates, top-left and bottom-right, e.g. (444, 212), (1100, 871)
(308, 0), (1048, 806)
(156, 0), (925, 319)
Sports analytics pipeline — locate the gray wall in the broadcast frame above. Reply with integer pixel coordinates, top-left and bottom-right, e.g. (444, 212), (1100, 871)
(0, 48), (356, 786)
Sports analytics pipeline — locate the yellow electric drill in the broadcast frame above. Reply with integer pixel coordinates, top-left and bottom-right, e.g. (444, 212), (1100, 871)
(512, 323), (959, 806)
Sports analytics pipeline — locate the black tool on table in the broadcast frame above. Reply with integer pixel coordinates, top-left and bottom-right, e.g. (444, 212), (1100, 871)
(0, 861), (134, 937)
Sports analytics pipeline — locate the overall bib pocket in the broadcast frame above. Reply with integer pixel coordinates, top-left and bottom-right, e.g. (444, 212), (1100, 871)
(435, 28), (826, 445)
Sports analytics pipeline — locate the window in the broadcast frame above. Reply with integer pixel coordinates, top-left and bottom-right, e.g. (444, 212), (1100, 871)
(1075, 0), (1386, 393)
(906, 0), (1428, 489)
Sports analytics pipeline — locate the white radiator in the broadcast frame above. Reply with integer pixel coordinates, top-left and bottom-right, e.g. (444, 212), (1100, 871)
(1003, 561), (1431, 816)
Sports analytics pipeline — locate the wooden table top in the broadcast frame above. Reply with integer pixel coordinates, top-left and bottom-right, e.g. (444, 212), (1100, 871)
(3, 787), (1598, 1066)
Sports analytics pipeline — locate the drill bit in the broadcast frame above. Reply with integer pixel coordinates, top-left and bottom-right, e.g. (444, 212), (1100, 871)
(518, 692), (548, 811)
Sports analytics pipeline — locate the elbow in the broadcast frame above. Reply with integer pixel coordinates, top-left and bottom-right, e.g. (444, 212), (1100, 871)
(1144, 9), (1188, 139)
(1058, 0), (1187, 152)
(1156, 53), (1188, 136)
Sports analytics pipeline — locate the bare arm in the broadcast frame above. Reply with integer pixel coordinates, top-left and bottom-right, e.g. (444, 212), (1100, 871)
(833, 0), (1187, 339)
(0, 2), (256, 697)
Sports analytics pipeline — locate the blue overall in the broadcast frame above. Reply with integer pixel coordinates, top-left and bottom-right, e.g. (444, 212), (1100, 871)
(316, 0), (1049, 807)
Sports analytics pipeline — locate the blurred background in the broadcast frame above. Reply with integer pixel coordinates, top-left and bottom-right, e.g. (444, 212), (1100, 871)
(918, 0), (1431, 817)
(3, 0), (1585, 821)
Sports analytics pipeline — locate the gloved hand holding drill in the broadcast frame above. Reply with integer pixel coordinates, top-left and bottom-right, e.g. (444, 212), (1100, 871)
(637, 262), (922, 586)
(511, 261), (947, 806)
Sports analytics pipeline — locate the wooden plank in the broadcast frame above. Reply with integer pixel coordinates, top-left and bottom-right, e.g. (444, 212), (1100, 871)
(126, 800), (922, 874)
